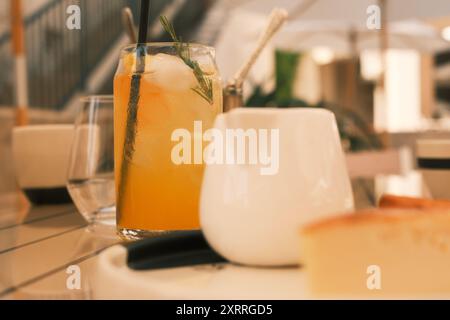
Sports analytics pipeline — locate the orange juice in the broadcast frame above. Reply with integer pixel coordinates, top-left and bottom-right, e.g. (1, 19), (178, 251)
(114, 44), (222, 239)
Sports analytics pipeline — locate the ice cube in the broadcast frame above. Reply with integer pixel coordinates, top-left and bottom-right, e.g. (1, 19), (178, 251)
(195, 55), (216, 76)
(144, 53), (197, 91)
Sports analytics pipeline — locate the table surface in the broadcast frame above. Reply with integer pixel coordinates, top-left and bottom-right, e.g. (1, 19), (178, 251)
(0, 171), (427, 299)
(0, 192), (119, 299)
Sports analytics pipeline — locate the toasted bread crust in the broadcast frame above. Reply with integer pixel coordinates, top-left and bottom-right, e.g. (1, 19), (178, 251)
(301, 208), (450, 235)
(379, 194), (450, 209)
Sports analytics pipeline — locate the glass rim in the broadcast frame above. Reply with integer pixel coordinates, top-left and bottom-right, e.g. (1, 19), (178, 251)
(121, 42), (215, 53)
(80, 95), (114, 103)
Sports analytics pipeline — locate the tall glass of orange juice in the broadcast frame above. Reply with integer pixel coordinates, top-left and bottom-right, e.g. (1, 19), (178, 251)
(114, 43), (222, 240)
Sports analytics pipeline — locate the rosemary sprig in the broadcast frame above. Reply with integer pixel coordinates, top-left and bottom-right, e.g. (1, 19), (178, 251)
(117, 46), (146, 217)
(159, 16), (213, 105)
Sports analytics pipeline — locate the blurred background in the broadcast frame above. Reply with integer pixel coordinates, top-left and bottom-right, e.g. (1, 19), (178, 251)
(2, 0), (450, 202)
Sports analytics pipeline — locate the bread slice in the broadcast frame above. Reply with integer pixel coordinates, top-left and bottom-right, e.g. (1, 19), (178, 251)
(300, 209), (450, 298)
(379, 194), (450, 209)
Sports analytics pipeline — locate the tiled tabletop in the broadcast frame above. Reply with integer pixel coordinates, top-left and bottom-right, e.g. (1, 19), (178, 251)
(0, 193), (119, 299)
(0, 171), (425, 299)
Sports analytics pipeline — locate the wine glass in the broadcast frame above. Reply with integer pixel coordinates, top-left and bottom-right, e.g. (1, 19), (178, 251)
(67, 96), (116, 234)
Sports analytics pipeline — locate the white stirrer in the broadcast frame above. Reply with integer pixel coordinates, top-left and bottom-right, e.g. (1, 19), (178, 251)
(232, 8), (289, 88)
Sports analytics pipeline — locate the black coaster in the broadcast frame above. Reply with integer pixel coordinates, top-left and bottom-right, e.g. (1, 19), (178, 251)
(125, 230), (227, 271)
(24, 186), (73, 205)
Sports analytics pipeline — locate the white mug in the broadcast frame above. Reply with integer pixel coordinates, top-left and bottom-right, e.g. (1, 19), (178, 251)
(200, 108), (354, 266)
(12, 124), (74, 204)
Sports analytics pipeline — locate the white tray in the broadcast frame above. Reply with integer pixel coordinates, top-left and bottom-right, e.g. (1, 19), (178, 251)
(93, 245), (310, 300)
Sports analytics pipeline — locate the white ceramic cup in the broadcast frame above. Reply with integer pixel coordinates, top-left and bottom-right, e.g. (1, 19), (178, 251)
(416, 139), (450, 200)
(200, 108), (354, 266)
(12, 124), (74, 204)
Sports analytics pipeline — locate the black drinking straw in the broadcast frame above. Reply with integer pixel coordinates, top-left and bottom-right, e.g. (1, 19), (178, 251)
(118, 0), (150, 215)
